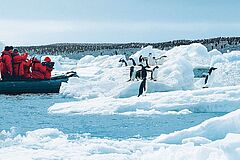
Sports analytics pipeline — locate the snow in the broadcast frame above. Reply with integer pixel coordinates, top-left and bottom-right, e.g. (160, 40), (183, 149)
(208, 49), (222, 58)
(207, 51), (240, 87)
(164, 43), (211, 67)
(2, 110), (240, 159)
(154, 109), (240, 144)
(49, 85), (240, 115)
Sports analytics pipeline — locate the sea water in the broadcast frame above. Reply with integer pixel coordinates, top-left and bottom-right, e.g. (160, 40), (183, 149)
(0, 94), (225, 140)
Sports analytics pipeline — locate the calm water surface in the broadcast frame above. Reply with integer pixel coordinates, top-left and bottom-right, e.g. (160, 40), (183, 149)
(0, 94), (225, 139)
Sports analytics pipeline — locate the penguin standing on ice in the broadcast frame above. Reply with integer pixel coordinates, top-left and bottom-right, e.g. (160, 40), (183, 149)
(119, 58), (128, 67)
(151, 66), (159, 81)
(127, 66), (135, 81)
(135, 64), (143, 80)
(138, 78), (147, 97)
(143, 57), (151, 68)
(129, 58), (136, 66)
(139, 55), (143, 64)
(203, 67), (217, 88)
(148, 53), (155, 66)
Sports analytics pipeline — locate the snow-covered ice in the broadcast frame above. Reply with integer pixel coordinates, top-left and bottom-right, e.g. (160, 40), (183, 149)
(2, 43), (240, 159)
(164, 43), (211, 67)
(48, 43), (240, 159)
(207, 51), (240, 87)
(49, 85), (240, 115)
(2, 109), (240, 159)
(50, 44), (240, 115)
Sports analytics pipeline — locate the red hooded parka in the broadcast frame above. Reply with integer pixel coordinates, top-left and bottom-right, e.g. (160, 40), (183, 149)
(1, 50), (13, 79)
(31, 58), (46, 80)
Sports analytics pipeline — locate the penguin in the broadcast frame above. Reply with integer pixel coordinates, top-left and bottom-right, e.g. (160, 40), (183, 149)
(139, 55), (143, 63)
(129, 58), (136, 66)
(119, 58), (128, 67)
(148, 53), (155, 66)
(127, 66), (135, 81)
(208, 67), (217, 75)
(144, 57), (151, 68)
(141, 64), (148, 79)
(203, 67), (217, 88)
(138, 78), (147, 97)
(151, 66), (159, 81)
(135, 64), (149, 80)
(135, 69), (142, 80)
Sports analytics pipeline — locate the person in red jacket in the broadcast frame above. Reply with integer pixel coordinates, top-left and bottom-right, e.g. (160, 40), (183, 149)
(1, 46), (13, 80)
(31, 57), (46, 80)
(22, 53), (32, 79)
(12, 49), (28, 80)
(0, 56), (3, 80)
(43, 56), (54, 80)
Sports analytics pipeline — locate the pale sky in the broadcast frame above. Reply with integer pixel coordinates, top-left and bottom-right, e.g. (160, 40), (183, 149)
(0, 0), (240, 46)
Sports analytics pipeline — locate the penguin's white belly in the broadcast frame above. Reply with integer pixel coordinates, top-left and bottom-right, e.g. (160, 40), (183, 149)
(152, 70), (159, 80)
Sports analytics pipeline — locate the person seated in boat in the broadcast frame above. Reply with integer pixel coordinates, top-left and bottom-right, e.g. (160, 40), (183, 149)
(12, 49), (28, 80)
(42, 56), (54, 80)
(1, 46), (13, 81)
(22, 53), (32, 79)
(0, 56), (2, 80)
(31, 57), (46, 80)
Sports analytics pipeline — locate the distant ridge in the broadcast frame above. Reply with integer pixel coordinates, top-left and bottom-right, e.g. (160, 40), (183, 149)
(15, 37), (240, 59)
(17, 36), (240, 48)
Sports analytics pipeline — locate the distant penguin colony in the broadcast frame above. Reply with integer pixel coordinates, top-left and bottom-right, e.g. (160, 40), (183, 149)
(138, 78), (147, 97)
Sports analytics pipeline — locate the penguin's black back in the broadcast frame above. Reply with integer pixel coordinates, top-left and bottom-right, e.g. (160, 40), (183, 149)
(142, 67), (147, 79)
(130, 66), (134, 78)
(130, 58), (136, 66)
(208, 67), (217, 75)
(138, 78), (146, 97)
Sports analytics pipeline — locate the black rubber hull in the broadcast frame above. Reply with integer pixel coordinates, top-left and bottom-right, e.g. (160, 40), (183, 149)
(0, 78), (68, 94)
(0, 72), (77, 94)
